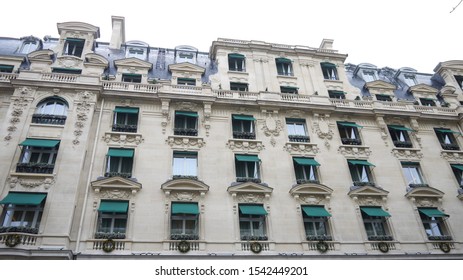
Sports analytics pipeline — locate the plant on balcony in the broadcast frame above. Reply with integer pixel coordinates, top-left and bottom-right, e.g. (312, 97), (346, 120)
(297, 179), (320, 185)
(240, 235), (268, 241)
(31, 114), (67, 125)
(94, 232), (126, 239)
(408, 183), (429, 188)
(0, 226), (39, 234)
(428, 235), (452, 241)
(233, 131), (256, 140)
(170, 234), (199, 240)
(112, 124), (138, 133)
(236, 177), (261, 183)
(172, 175), (198, 180)
(306, 235), (332, 241)
(288, 135), (310, 143)
(353, 181), (376, 187)
(16, 162), (54, 174)
(104, 172), (132, 178)
(341, 138), (362, 145)
(441, 143), (460, 150)
(393, 141), (413, 148)
(174, 128), (198, 136)
(367, 235), (393, 241)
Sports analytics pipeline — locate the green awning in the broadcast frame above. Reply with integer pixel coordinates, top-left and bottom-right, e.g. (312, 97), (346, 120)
(98, 201), (128, 213)
(276, 58), (291, 63)
(294, 157), (320, 166)
(348, 160), (376, 167)
(418, 208), (449, 218)
(435, 128), (461, 135)
(20, 139), (60, 148)
(0, 192), (46, 205)
(171, 202), (199, 215)
(229, 53), (245, 59)
(107, 148), (134, 158)
(388, 125), (414, 132)
(361, 207), (391, 217)
(52, 68), (82, 74)
(65, 38), (84, 42)
(122, 73), (141, 77)
(0, 65), (14, 71)
(329, 90), (345, 95)
(232, 115), (256, 121)
(302, 205), (331, 217)
(235, 155), (260, 162)
(286, 118), (305, 123)
(338, 122), (364, 129)
(239, 205), (267, 215)
(321, 62), (336, 68)
(174, 151), (197, 156)
(114, 107), (139, 114)
(175, 111), (198, 117)
(451, 164), (463, 171)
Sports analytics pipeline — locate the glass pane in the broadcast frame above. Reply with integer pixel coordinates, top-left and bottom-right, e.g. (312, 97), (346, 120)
(185, 157), (197, 176)
(239, 220), (251, 236)
(235, 161), (246, 177)
(186, 117), (197, 129)
(39, 153), (50, 164)
(184, 219), (197, 235)
(98, 218), (112, 233)
(360, 166), (369, 182)
(364, 222), (375, 236)
(372, 222), (386, 236)
(11, 210), (25, 227)
(29, 152), (40, 163)
(127, 113), (138, 125)
(173, 157), (184, 175)
(314, 221), (327, 236)
(120, 158), (133, 173)
(304, 222), (315, 236)
(116, 113), (127, 125)
(252, 221), (264, 236)
(171, 219), (183, 234)
(113, 218), (127, 233)
(23, 211), (35, 228)
(287, 123), (296, 135)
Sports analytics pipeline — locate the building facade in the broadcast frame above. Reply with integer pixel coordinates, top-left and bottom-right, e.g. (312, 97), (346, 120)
(0, 16), (462, 259)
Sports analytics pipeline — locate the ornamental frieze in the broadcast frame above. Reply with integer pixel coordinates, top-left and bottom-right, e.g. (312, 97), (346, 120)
(7, 176), (55, 189)
(297, 195), (324, 205)
(166, 136), (205, 149)
(237, 193), (265, 203)
(338, 145), (372, 158)
(391, 148), (423, 160)
(226, 139), (264, 152)
(261, 110), (282, 147)
(284, 143), (319, 156)
(313, 113), (333, 148)
(440, 151), (463, 161)
(103, 132), (144, 146)
(73, 91), (95, 145)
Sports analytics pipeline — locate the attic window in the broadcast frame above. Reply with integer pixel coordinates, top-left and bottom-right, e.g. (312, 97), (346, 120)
(455, 75), (463, 89)
(63, 38), (85, 57)
(0, 64), (14, 73)
(404, 74), (417, 86)
(127, 48), (145, 60)
(19, 40), (38, 54)
(177, 78), (196, 86)
(122, 74), (142, 83)
(362, 71), (377, 82)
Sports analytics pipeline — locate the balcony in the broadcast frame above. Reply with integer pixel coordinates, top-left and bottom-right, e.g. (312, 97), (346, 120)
(16, 163), (54, 174)
(341, 138), (362, 145)
(288, 135), (310, 143)
(441, 143), (460, 151)
(104, 172), (132, 179)
(233, 131), (256, 140)
(94, 232), (126, 239)
(174, 128), (198, 136)
(112, 124), (138, 133)
(236, 177), (261, 184)
(170, 234), (199, 240)
(31, 114), (67, 125)
(393, 140), (413, 148)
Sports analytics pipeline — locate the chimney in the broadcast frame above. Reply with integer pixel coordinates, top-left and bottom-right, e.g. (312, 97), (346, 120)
(319, 39), (334, 50)
(110, 16), (125, 49)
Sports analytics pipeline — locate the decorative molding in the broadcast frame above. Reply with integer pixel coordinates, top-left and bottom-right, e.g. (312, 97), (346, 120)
(289, 183), (333, 208)
(261, 109), (282, 147)
(103, 132), (144, 146)
(406, 186), (444, 207)
(166, 136), (205, 149)
(348, 185), (389, 205)
(7, 174), (55, 190)
(170, 191), (198, 201)
(226, 139), (264, 153)
(91, 176), (142, 200)
(440, 151), (463, 161)
(56, 56), (82, 68)
(73, 91), (95, 145)
(237, 193), (265, 203)
(161, 99), (170, 134)
(312, 113), (333, 148)
(284, 142), (319, 156)
(391, 148), (423, 160)
(375, 115), (389, 147)
(338, 145), (371, 158)
(4, 88), (35, 142)
(203, 102), (212, 137)
(175, 101), (199, 112)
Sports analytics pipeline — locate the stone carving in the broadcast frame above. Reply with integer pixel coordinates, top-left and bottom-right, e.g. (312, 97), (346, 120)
(237, 193), (265, 203)
(100, 189), (131, 200)
(227, 140), (264, 152)
(357, 197), (382, 206)
(391, 148), (423, 160)
(203, 102), (212, 137)
(338, 146), (372, 158)
(73, 91), (94, 145)
(166, 136), (205, 149)
(298, 195), (323, 205)
(4, 95), (31, 142)
(57, 56), (81, 68)
(103, 133), (144, 146)
(441, 151), (463, 161)
(175, 101), (199, 112)
(415, 198), (438, 208)
(284, 143), (319, 155)
(161, 99), (170, 134)
(261, 110), (282, 147)
(171, 191), (197, 201)
(8, 176), (55, 189)
(313, 113), (333, 148)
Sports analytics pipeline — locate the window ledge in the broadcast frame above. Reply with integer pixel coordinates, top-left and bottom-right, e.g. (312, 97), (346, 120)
(166, 135), (205, 150)
(227, 139), (264, 152)
(103, 131), (144, 146)
(276, 75), (297, 80)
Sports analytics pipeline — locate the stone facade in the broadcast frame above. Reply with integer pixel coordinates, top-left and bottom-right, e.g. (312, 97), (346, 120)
(0, 17), (462, 259)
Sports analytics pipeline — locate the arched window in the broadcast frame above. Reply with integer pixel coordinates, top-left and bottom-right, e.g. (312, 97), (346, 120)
(32, 98), (68, 125)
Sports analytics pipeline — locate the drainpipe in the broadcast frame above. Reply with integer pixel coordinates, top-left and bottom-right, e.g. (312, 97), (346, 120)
(75, 97), (105, 253)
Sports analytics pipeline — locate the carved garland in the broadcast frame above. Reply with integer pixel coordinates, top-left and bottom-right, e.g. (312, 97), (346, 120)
(73, 91), (95, 145)
(313, 113), (333, 148)
(4, 87), (34, 142)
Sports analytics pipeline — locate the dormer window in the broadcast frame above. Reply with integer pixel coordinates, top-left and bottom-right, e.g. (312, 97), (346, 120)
(321, 62), (338, 80)
(454, 75), (463, 89)
(19, 40), (38, 54)
(362, 71), (377, 82)
(0, 65), (14, 73)
(276, 58), (293, 76)
(175, 45), (197, 64)
(177, 78), (196, 86)
(122, 74), (142, 83)
(228, 53), (245, 72)
(127, 48), (145, 60)
(404, 74), (417, 86)
(419, 98), (436, 107)
(63, 38), (85, 57)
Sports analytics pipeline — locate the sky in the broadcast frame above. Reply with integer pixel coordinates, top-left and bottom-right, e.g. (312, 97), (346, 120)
(2, 0), (461, 73)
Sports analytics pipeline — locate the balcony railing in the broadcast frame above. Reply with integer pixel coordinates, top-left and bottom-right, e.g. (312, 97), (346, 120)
(341, 138), (362, 145)
(288, 135), (310, 142)
(367, 235), (393, 241)
(393, 140), (413, 148)
(112, 124), (138, 133)
(174, 128), (198, 136)
(16, 163), (54, 174)
(236, 177), (261, 183)
(0, 232), (38, 246)
(297, 179), (320, 185)
(306, 235), (332, 241)
(170, 234), (199, 240)
(31, 114), (67, 125)
(94, 232), (126, 239)
(233, 131), (256, 139)
(105, 172), (132, 178)
(441, 143), (460, 151)
(353, 181), (376, 187)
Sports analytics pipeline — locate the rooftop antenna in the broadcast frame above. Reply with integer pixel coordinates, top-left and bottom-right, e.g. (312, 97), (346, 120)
(450, 0), (462, 13)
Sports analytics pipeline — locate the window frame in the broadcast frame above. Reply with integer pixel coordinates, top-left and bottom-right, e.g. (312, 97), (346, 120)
(1, 202), (44, 230)
(174, 111), (198, 136)
(360, 207), (392, 241)
(434, 128), (460, 150)
(328, 90), (345, 99)
(275, 58), (293, 76)
(280, 86), (298, 94)
(230, 82), (248, 92)
(388, 125), (413, 148)
(177, 78), (196, 86)
(401, 162), (426, 187)
(63, 38), (85, 57)
(105, 148), (134, 178)
(32, 98), (68, 125)
(419, 98), (436, 107)
(348, 160), (375, 186)
(293, 157), (319, 184)
(375, 94), (393, 102)
(96, 200), (129, 239)
(337, 122), (362, 145)
(228, 53), (246, 72)
(238, 204), (267, 240)
(321, 62), (339, 80)
(0, 64), (14, 73)
(450, 164), (463, 187)
(286, 118), (309, 142)
(172, 151), (198, 179)
(122, 74), (142, 83)
(235, 155), (261, 183)
(16, 140), (60, 174)
(19, 40), (39, 54)
(112, 107), (139, 133)
(232, 115), (256, 139)
(418, 208), (450, 240)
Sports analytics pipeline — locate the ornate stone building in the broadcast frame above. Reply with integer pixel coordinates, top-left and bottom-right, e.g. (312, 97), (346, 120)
(0, 16), (462, 259)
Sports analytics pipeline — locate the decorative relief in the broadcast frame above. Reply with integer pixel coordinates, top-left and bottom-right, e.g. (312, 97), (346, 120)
(440, 151), (463, 161)
(313, 113), (333, 148)
(73, 91), (95, 145)
(391, 148), (423, 160)
(226, 140), (264, 152)
(261, 110), (282, 147)
(161, 99), (170, 134)
(375, 116), (389, 147)
(415, 198), (439, 208)
(237, 193), (265, 203)
(103, 132), (144, 146)
(57, 56), (82, 68)
(284, 143), (319, 155)
(8, 176), (55, 189)
(175, 101), (199, 112)
(170, 191), (198, 201)
(4, 88), (34, 142)
(297, 195), (323, 205)
(338, 145), (372, 158)
(99, 189), (132, 200)
(203, 102), (212, 137)
(166, 136), (205, 149)
(357, 197), (382, 206)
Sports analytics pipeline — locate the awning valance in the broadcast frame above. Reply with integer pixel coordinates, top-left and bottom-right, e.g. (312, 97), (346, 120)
(239, 205), (267, 215)
(98, 200), (129, 213)
(114, 107), (139, 114)
(338, 122), (363, 129)
(107, 148), (134, 158)
(228, 53), (245, 59)
(348, 159), (375, 167)
(388, 125), (414, 132)
(451, 164), (463, 171)
(361, 207), (391, 217)
(293, 157), (320, 166)
(232, 115), (256, 121)
(19, 139), (60, 148)
(321, 62), (336, 68)
(171, 202), (199, 215)
(418, 208), (449, 218)
(435, 128), (461, 135)
(235, 155), (260, 162)
(175, 111), (198, 117)
(302, 205), (331, 217)
(276, 57), (291, 63)
(0, 192), (46, 206)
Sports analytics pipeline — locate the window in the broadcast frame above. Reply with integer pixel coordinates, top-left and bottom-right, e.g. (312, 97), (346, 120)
(293, 157), (320, 184)
(112, 107), (139, 133)
(0, 192), (46, 234)
(51, 68), (82, 74)
(362, 71), (377, 82)
(388, 125), (413, 148)
(32, 98), (68, 125)
(96, 200), (128, 239)
(275, 58), (293, 76)
(434, 128), (460, 150)
(286, 118), (309, 142)
(235, 154), (261, 183)
(170, 202), (199, 240)
(418, 208), (451, 240)
(105, 148), (134, 178)
(173, 151), (198, 179)
(122, 74), (142, 83)
(321, 62), (338, 80)
(280, 86), (298, 94)
(328, 90), (345, 99)
(63, 38), (85, 57)
(19, 41), (38, 54)
(230, 82), (248, 92)
(450, 164), (463, 187)
(302, 205), (332, 241)
(127, 48), (145, 60)
(401, 162), (426, 188)
(16, 139), (60, 174)
(232, 114), (256, 139)
(360, 207), (392, 241)
(404, 74), (417, 86)
(239, 204), (267, 240)
(337, 122), (363, 145)
(455, 75), (463, 89)
(177, 78), (196, 86)
(228, 53), (245, 72)
(420, 98), (436, 107)
(174, 111), (198, 136)
(376, 94), (392, 102)
(0, 64), (14, 73)
(348, 160), (375, 187)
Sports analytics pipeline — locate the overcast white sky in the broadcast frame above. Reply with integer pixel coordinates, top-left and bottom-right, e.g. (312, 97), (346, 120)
(2, 0), (461, 73)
